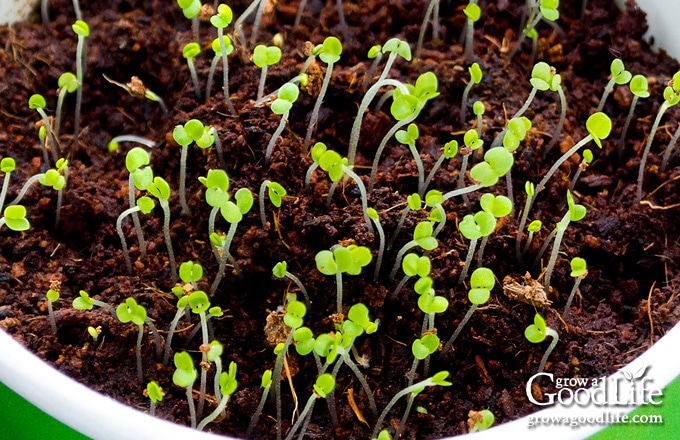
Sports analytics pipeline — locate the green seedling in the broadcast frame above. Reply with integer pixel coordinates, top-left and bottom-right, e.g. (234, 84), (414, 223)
(522, 219), (543, 256)
(107, 134), (156, 154)
(525, 313), (559, 374)
(233, 0), (265, 50)
(210, 187), (254, 293)
(304, 141), (327, 191)
(116, 196), (155, 274)
(395, 123), (426, 194)
(516, 181), (535, 259)
(173, 119), (216, 215)
(102, 74), (168, 114)
(182, 42), (202, 100)
(197, 361), (238, 431)
(87, 326), (101, 345)
(468, 409), (495, 432)
(72, 290), (116, 315)
(146, 176), (178, 284)
(259, 180), (286, 229)
(253, 45), (282, 101)
(72, 19), (89, 146)
(388, 221), (438, 280)
(457, 129), (484, 209)
(442, 147), (514, 202)
(316, 244), (372, 314)
(54, 72), (78, 138)
(618, 75), (649, 162)
(462, 2), (482, 62)
(662, 124), (680, 173)
(568, 149), (593, 193)
(460, 63), (483, 124)
(284, 374), (335, 440)
(317, 149), (374, 233)
(0, 157), (16, 213)
(367, 208), (386, 281)
(368, 72), (440, 191)
(199, 169), (230, 262)
(45, 288), (60, 334)
(210, 4), (236, 115)
(443, 267), (494, 354)
(391, 253), (431, 300)
(272, 261), (311, 307)
(457, 211), (496, 284)
(476, 193), (512, 265)
(173, 351), (198, 428)
(372, 38), (412, 89)
(164, 261), (203, 365)
(245, 369), (273, 438)
(474, 100), (485, 136)
(177, 0), (201, 35)
(186, 290), (213, 420)
(373, 430), (393, 440)
(387, 193), (422, 251)
(116, 297), (162, 383)
(264, 82), (299, 166)
(206, 36), (234, 103)
(146, 381), (163, 416)
(363, 44), (383, 91)
(371, 371), (452, 439)
(563, 257), (587, 318)
(303, 36), (343, 152)
(637, 71), (680, 202)
(424, 190), (446, 238)
(596, 58), (632, 112)
(509, 0), (560, 61)
(28, 94), (59, 165)
(125, 147), (153, 258)
(416, 0), (443, 58)
(422, 140), (458, 197)
(7, 160), (68, 227)
(543, 190), (586, 293)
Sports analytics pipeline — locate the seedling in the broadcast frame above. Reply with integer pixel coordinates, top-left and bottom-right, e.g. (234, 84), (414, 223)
(264, 82), (299, 166)
(443, 267), (495, 353)
(164, 261), (203, 365)
(373, 38), (412, 88)
(596, 58), (632, 112)
(637, 70), (680, 202)
(661, 124), (680, 173)
(210, 4), (237, 115)
(54, 72), (78, 138)
(0, 205), (28, 232)
(456, 129), (484, 208)
(0, 157), (16, 212)
(186, 290), (213, 419)
(563, 257), (587, 317)
(177, 0), (201, 36)
(525, 313), (559, 374)
(245, 369), (272, 438)
(72, 19), (89, 146)
(543, 190), (586, 293)
(388, 221), (438, 280)
(272, 261), (311, 306)
(205, 36), (234, 103)
(457, 211), (496, 284)
(508, 0), (560, 61)
(102, 74), (168, 114)
(387, 193), (421, 251)
(146, 176), (178, 284)
(197, 361), (238, 430)
(172, 351), (198, 428)
(462, 2), (482, 62)
(146, 381), (163, 416)
(476, 193), (512, 265)
(424, 190), (446, 238)
(116, 196), (155, 274)
(284, 374), (335, 440)
(568, 149), (593, 193)
(363, 44), (383, 91)
(7, 160), (67, 209)
(259, 180), (286, 229)
(618, 75), (649, 162)
(395, 123), (425, 194)
(182, 42), (202, 100)
(28, 94), (59, 165)
(252, 45), (282, 101)
(198, 169), (230, 262)
(173, 119), (216, 215)
(522, 220), (543, 257)
(422, 140), (458, 197)
(516, 181), (535, 258)
(391, 253), (431, 300)
(303, 36), (343, 152)
(468, 409), (495, 432)
(72, 290), (116, 315)
(125, 147), (153, 258)
(367, 208), (386, 280)
(304, 142), (327, 191)
(87, 326), (101, 345)
(316, 244), (372, 313)
(107, 134), (156, 154)
(371, 371), (452, 439)
(442, 147), (514, 202)
(460, 63), (483, 124)
(116, 297), (160, 383)
(45, 288), (60, 334)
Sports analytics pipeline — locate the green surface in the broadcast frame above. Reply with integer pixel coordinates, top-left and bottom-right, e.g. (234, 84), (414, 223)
(0, 382), (88, 440)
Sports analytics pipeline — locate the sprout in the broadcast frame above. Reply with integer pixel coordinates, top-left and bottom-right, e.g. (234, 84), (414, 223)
(245, 369), (273, 438)
(172, 351), (198, 428)
(102, 74), (168, 114)
(72, 290), (116, 315)
(442, 147), (514, 202)
(259, 180), (287, 229)
(205, 36), (234, 103)
(107, 134), (156, 154)
(637, 70), (680, 202)
(457, 211), (495, 284)
(210, 4), (236, 115)
(388, 221), (438, 280)
(476, 193), (512, 265)
(182, 42), (202, 100)
(284, 374), (335, 440)
(367, 208), (386, 281)
(304, 142), (327, 191)
(395, 123), (425, 194)
(460, 62), (483, 124)
(387, 193), (422, 251)
(462, 2), (482, 62)
(116, 297), (159, 384)
(0, 157), (16, 213)
(303, 36), (343, 152)
(54, 72), (78, 138)
(197, 361), (238, 430)
(618, 74), (649, 162)
(71, 19), (90, 146)
(252, 45), (282, 101)
(45, 288), (60, 334)
(125, 147), (153, 258)
(164, 261), (203, 366)
(87, 325), (101, 345)
(28, 94), (59, 166)
(316, 244), (372, 314)
(116, 196), (155, 274)
(563, 257), (587, 318)
(390, 253), (431, 300)
(146, 381), (164, 416)
(264, 82), (299, 166)
(509, 0), (560, 61)
(146, 176), (178, 284)
(568, 149), (593, 193)
(272, 261), (311, 306)
(596, 58), (632, 112)
(173, 119), (216, 215)
(522, 219), (543, 256)
(422, 140), (458, 197)
(443, 267), (495, 354)
(525, 313), (559, 374)
(468, 409), (495, 433)
(177, 0), (201, 35)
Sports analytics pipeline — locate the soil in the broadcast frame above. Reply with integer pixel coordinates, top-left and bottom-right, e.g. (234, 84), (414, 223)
(1, 0), (680, 438)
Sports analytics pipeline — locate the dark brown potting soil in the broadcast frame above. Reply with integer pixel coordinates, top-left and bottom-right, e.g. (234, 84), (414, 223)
(1, 0), (680, 438)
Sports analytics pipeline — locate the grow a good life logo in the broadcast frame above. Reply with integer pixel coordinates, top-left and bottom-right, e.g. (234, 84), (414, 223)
(526, 366), (664, 407)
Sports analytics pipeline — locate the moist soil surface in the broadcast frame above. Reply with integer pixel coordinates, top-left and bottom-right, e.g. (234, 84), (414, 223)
(1, 0), (680, 438)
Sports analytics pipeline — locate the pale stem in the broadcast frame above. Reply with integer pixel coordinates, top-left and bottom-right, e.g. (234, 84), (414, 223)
(617, 96), (639, 162)
(537, 329), (559, 374)
(458, 239), (478, 285)
(159, 199), (178, 284)
(303, 62), (335, 153)
(129, 178), (146, 258)
(543, 214), (570, 293)
(179, 144), (191, 215)
(636, 101), (669, 203)
(543, 85), (567, 158)
(562, 276), (583, 318)
(441, 304), (478, 354)
(264, 111), (289, 166)
(116, 205), (142, 274)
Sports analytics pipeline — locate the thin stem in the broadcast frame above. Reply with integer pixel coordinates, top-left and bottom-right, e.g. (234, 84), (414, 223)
(543, 214), (570, 293)
(206, 55), (220, 103)
(197, 393), (231, 431)
(159, 200), (178, 285)
(234, 0), (261, 52)
(0, 170), (11, 213)
(395, 390), (417, 439)
(303, 62), (334, 153)
(617, 96), (639, 162)
(415, 0), (438, 59)
(476, 235), (489, 266)
(218, 28), (237, 116)
(637, 101), (670, 203)
(371, 215), (386, 281)
(596, 78), (617, 113)
(284, 395), (317, 440)
(442, 184), (482, 202)
(35, 108), (58, 165)
(257, 65), (268, 101)
(179, 144), (190, 215)
(532, 227), (557, 268)
(421, 153), (447, 197)
(163, 306), (187, 365)
(285, 272), (311, 307)
(187, 383), (197, 429)
(458, 239), (478, 285)
(463, 17), (474, 63)
(335, 0), (350, 41)
(7, 174), (44, 206)
(72, 0), (82, 20)
(390, 274), (411, 301)
(388, 240), (418, 280)
(196, 313), (209, 420)
(54, 87), (68, 138)
(294, 0), (308, 26)
(264, 111), (289, 166)
(340, 350), (377, 417)
(134, 325), (144, 384)
(459, 80), (475, 125)
(250, 0), (268, 45)
(260, 180), (270, 229)
(210, 222), (240, 294)
(187, 58), (202, 100)
(273, 330), (295, 440)
(387, 204), (411, 251)
(562, 277), (582, 318)
(407, 143), (425, 195)
(47, 299), (57, 334)
(304, 162), (319, 191)
(363, 52), (383, 91)
(335, 271), (343, 315)
(369, 113), (418, 192)
(508, 12), (542, 61)
(116, 206), (142, 274)
(129, 178), (146, 258)
(441, 304), (478, 355)
(74, 34), (86, 148)
(660, 123), (680, 173)
(246, 383), (271, 437)
(341, 166), (374, 233)
(542, 85), (567, 158)
(515, 193), (534, 259)
(537, 329), (559, 374)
